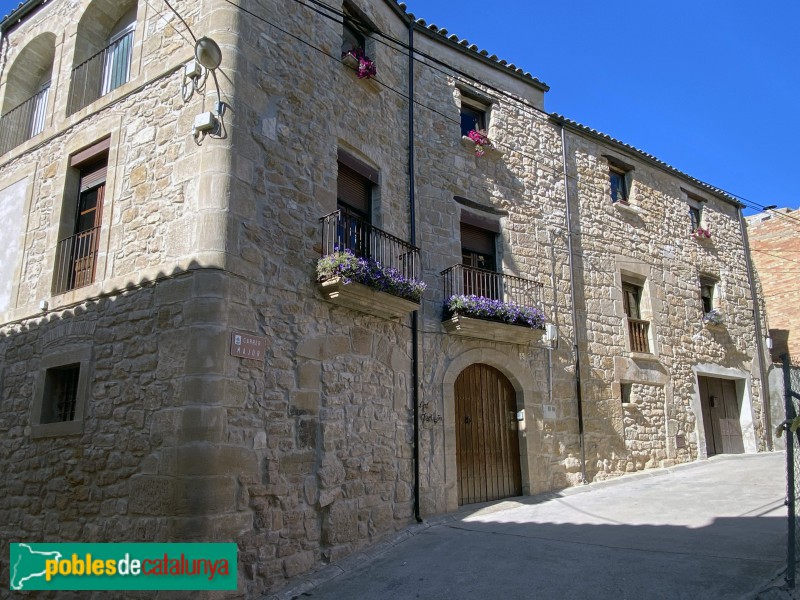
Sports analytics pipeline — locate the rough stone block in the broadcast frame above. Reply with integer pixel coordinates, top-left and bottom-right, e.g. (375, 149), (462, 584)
(322, 499), (358, 544)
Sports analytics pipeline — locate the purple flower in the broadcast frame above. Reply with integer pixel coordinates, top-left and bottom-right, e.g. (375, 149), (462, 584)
(445, 294), (545, 329)
(318, 250), (425, 302)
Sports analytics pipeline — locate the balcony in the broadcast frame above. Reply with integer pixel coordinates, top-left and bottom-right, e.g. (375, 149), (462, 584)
(53, 226), (101, 294)
(69, 29), (134, 114)
(441, 264), (546, 344)
(0, 83), (49, 155)
(627, 318), (650, 354)
(317, 211), (423, 320)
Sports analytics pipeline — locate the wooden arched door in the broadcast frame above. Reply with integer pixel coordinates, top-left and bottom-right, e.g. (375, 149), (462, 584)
(455, 363), (522, 505)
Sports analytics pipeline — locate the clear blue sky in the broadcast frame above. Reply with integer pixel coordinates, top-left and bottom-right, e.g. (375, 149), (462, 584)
(403, 0), (800, 215)
(2, 1), (797, 215)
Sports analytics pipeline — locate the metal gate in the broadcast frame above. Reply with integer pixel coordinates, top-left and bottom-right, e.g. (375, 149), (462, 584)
(782, 354), (800, 588)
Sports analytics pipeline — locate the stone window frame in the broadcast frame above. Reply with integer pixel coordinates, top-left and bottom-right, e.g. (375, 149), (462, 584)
(456, 86), (494, 138)
(620, 382), (632, 405)
(683, 190), (708, 233)
(31, 344), (93, 438)
(341, 2), (377, 62)
(614, 255), (660, 359)
(699, 274), (719, 315)
(48, 123), (121, 307)
(67, 0), (144, 117)
(603, 155), (637, 211)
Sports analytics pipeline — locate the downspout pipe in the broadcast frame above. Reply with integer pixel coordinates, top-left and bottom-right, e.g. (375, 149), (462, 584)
(738, 208), (773, 451)
(408, 19), (422, 523)
(558, 122), (588, 484)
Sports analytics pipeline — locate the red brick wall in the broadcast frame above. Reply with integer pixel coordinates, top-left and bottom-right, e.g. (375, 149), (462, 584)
(747, 208), (800, 362)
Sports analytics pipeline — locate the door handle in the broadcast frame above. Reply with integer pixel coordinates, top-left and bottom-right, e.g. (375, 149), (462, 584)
(464, 415), (472, 424)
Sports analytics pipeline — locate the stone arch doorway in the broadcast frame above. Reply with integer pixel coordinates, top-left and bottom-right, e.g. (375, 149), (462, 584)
(455, 363), (522, 505)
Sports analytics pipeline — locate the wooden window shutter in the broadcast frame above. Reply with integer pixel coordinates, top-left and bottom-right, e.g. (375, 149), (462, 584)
(70, 137), (110, 167)
(460, 223), (495, 255)
(79, 160), (107, 191)
(337, 163), (370, 216)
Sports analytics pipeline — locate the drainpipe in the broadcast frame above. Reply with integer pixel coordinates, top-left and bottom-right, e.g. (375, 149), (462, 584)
(408, 19), (422, 523)
(738, 208), (773, 451)
(558, 122), (588, 484)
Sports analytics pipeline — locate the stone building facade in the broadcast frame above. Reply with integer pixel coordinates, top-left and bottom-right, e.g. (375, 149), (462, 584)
(0, 0), (771, 595)
(747, 208), (800, 362)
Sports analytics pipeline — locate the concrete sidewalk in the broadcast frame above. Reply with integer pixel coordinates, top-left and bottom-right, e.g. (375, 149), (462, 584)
(268, 453), (793, 600)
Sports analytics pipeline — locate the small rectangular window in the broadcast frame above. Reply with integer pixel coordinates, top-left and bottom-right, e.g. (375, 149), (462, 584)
(700, 278), (716, 314)
(689, 206), (702, 232)
(41, 364), (80, 424)
(621, 383), (632, 404)
(341, 2), (370, 55)
(610, 168), (629, 204)
(460, 104), (486, 137)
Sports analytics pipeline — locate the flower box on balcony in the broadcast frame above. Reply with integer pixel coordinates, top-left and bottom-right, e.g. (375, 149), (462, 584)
(316, 216), (423, 320)
(443, 314), (545, 344)
(319, 277), (419, 320)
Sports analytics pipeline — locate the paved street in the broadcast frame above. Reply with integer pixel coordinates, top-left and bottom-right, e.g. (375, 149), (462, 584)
(271, 453), (788, 600)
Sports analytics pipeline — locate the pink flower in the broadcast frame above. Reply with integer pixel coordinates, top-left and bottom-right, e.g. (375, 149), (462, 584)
(467, 129), (492, 157)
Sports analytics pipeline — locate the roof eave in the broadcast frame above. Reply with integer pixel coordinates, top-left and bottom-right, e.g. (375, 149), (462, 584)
(550, 113), (743, 209)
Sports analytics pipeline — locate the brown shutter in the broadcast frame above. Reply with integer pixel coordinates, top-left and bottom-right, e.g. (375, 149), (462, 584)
(79, 161), (107, 191)
(461, 223), (495, 255)
(70, 137), (110, 167)
(337, 164), (370, 215)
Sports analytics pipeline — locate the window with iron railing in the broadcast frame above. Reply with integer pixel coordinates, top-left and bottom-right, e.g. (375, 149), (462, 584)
(442, 264), (543, 310)
(69, 26), (134, 114)
(0, 82), (49, 155)
(623, 281), (650, 353)
(53, 144), (108, 294)
(319, 210), (420, 282)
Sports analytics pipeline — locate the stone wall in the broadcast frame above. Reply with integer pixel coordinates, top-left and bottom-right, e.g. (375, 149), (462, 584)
(0, 0), (772, 596)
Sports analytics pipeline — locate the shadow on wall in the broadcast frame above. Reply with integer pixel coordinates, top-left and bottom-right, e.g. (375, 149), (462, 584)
(0, 262), (260, 582)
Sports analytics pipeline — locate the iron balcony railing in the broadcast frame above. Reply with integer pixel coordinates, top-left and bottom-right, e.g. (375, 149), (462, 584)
(53, 226), (101, 294)
(0, 83), (50, 155)
(319, 210), (420, 281)
(628, 318), (650, 353)
(441, 263), (543, 308)
(69, 29), (134, 114)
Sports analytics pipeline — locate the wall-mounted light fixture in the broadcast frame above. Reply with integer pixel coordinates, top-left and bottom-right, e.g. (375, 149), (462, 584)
(190, 36), (225, 144)
(162, 0), (226, 144)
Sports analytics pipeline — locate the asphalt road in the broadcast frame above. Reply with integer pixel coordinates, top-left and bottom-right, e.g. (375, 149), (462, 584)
(271, 452), (788, 600)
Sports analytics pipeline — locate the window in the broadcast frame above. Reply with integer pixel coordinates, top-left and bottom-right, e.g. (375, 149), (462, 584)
(41, 365), (80, 424)
(70, 2), (137, 113)
(460, 96), (487, 137)
(0, 32), (55, 154)
(335, 155), (378, 258)
(54, 138), (109, 294)
(337, 162), (371, 222)
(700, 277), (716, 314)
(609, 167), (629, 204)
(622, 280), (649, 353)
(31, 346), (92, 438)
(621, 383), (632, 404)
(101, 19), (136, 96)
(461, 222), (498, 298)
(341, 2), (370, 55)
(622, 282), (642, 320)
(689, 205), (702, 233)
